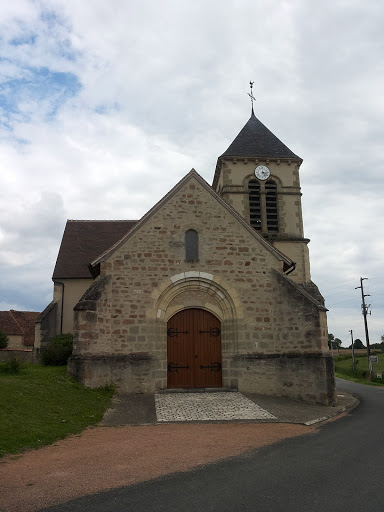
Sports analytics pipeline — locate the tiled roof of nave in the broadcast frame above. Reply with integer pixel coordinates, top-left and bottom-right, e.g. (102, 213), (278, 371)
(53, 220), (138, 279)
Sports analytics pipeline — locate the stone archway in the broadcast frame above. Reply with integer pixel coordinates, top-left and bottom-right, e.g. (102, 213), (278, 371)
(151, 271), (243, 390)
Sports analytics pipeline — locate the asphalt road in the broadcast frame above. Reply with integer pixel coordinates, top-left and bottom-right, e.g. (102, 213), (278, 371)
(39, 378), (384, 512)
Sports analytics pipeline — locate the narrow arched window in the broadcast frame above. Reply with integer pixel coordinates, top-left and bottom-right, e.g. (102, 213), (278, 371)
(248, 180), (262, 230)
(265, 180), (279, 232)
(185, 229), (198, 262)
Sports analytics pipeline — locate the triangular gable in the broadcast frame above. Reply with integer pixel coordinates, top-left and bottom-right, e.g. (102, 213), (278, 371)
(0, 310), (39, 345)
(90, 169), (294, 271)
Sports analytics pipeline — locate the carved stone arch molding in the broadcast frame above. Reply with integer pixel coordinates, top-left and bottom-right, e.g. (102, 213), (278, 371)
(153, 271), (243, 322)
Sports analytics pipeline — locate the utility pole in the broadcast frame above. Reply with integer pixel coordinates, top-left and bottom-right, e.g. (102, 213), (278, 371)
(355, 277), (372, 376)
(350, 329), (355, 371)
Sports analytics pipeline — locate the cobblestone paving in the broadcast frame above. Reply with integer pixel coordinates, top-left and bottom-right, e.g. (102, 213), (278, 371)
(155, 392), (277, 422)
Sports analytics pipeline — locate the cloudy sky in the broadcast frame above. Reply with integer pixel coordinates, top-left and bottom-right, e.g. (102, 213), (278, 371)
(0, 0), (383, 347)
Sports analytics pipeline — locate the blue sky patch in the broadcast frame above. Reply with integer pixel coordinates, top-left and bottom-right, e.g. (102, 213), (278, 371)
(9, 34), (37, 46)
(0, 66), (81, 124)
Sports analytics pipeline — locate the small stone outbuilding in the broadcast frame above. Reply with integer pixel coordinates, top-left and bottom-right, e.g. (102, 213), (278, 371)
(0, 310), (39, 362)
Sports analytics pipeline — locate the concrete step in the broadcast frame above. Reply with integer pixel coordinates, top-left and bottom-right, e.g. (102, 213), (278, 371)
(157, 387), (238, 394)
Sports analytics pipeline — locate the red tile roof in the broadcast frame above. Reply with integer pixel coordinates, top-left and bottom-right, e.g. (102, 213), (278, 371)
(52, 220), (138, 279)
(0, 311), (40, 346)
(0, 311), (22, 335)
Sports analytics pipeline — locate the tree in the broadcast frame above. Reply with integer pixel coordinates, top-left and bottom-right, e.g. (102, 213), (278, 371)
(371, 341), (384, 350)
(349, 338), (365, 349)
(0, 330), (9, 349)
(381, 334), (384, 343)
(328, 334), (342, 349)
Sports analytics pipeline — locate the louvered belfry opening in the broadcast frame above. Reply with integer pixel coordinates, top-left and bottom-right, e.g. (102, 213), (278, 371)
(248, 179), (279, 233)
(248, 180), (262, 230)
(265, 180), (279, 232)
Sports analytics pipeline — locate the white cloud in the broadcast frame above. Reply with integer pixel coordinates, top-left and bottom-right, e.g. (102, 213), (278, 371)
(0, 0), (382, 343)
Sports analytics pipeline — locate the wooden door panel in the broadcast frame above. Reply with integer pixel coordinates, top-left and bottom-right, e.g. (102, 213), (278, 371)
(167, 309), (194, 388)
(167, 308), (222, 389)
(195, 310), (222, 388)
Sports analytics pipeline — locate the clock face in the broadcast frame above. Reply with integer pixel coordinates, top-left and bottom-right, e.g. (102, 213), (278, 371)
(254, 165), (270, 180)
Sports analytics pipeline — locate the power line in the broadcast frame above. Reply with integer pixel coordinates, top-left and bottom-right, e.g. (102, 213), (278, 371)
(326, 298), (360, 307)
(322, 277), (384, 296)
(322, 281), (360, 294)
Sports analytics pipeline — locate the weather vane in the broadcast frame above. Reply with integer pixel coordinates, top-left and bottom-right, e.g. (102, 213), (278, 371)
(247, 81), (256, 109)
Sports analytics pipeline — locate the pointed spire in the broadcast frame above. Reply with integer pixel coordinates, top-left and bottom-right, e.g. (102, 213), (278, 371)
(221, 110), (301, 160)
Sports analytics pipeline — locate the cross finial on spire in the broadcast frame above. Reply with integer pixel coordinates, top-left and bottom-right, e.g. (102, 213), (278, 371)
(247, 81), (256, 114)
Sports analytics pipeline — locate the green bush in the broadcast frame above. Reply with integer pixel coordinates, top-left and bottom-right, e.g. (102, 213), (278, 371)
(0, 357), (25, 374)
(0, 331), (9, 349)
(41, 333), (73, 366)
(334, 365), (367, 380)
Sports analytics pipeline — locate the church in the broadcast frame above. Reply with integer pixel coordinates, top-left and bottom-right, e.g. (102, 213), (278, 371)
(35, 105), (335, 405)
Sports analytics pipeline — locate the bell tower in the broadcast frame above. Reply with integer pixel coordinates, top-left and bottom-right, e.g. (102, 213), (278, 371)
(212, 107), (311, 284)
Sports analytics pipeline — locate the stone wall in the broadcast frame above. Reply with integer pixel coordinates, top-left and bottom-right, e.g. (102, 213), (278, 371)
(235, 353), (334, 405)
(6, 335), (24, 350)
(0, 349), (33, 363)
(34, 301), (57, 362)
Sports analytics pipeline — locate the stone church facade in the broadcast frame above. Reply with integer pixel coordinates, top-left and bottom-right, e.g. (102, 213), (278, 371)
(37, 109), (335, 405)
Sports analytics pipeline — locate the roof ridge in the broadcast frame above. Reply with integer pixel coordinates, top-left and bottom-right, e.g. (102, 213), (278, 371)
(67, 219), (139, 223)
(9, 310), (26, 336)
(10, 310), (39, 313)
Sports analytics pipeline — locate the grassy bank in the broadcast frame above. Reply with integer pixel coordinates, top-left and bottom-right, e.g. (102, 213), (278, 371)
(334, 352), (384, 385)
(0, 364), (114, 458)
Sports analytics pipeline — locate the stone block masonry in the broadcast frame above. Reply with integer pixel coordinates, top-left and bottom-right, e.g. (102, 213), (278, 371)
(69, 174), (334, 405)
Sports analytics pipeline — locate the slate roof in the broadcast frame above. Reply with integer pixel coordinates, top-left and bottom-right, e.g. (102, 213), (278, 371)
(220, 111), (301, 160)
(53, 220), (138, 279)
(0, 310), (40, 346)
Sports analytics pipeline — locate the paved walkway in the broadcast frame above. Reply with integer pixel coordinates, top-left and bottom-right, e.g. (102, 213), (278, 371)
(155, 392), (277, 421)
(101, 387), (358, 426)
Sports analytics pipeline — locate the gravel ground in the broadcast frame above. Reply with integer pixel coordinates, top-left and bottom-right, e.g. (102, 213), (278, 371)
(0, 423), (313, 512)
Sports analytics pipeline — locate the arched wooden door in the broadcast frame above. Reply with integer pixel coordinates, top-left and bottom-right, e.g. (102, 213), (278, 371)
(167, 309), (222, 389)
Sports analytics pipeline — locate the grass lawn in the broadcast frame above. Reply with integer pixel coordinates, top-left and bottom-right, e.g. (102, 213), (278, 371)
(0, 364), (114, 458)
(334, 351), (384, 386)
